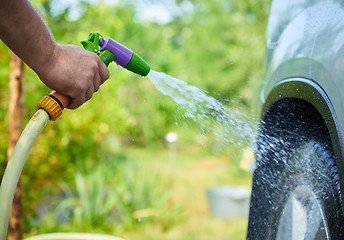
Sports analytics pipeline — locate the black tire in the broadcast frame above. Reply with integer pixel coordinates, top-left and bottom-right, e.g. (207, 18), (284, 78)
(247, 99), (344, 239)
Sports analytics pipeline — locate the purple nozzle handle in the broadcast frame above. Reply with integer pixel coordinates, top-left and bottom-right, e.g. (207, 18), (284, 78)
(99, 37), (133, 67)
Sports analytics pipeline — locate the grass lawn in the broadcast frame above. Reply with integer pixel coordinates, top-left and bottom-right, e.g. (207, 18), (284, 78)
(120, 144), (252, 240)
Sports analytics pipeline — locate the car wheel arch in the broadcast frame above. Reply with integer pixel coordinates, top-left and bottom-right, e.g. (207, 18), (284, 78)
(260, 77), (344, 200)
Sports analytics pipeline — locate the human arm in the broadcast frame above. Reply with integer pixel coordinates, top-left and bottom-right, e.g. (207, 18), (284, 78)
(0, 0), (110, 109)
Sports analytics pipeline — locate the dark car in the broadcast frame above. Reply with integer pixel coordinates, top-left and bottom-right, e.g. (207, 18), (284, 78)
(247, 0), (344, 239)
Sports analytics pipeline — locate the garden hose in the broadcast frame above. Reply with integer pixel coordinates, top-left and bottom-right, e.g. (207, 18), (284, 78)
(0, 32), (150, 239)
(0, 91), (71, 240)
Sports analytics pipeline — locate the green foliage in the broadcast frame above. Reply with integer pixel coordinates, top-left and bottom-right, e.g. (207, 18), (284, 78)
(34, 157), (182, 234)
(107, 161), (182, 231)
(56, 159), (124, 232)
(0, 42), (10, 178)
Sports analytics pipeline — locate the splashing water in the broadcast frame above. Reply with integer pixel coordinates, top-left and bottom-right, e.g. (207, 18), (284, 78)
(146, 70), (258, 150)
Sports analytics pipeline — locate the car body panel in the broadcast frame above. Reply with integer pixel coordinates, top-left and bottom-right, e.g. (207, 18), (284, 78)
(263, 0), (344, 120)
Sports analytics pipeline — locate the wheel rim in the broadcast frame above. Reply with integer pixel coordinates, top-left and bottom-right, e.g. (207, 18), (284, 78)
(276, 185), (329, 240)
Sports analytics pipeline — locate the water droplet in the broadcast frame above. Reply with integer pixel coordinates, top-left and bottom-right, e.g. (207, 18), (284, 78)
(137, 217), (142, 222)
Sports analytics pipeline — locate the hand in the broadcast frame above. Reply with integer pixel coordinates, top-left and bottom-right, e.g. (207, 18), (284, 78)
(37, 44), (110, 110)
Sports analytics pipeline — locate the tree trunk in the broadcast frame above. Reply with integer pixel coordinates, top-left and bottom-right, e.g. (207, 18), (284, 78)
(7, 52), (24, 240)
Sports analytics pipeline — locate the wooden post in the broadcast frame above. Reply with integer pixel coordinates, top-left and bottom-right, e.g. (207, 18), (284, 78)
(7, 52), (24, 240)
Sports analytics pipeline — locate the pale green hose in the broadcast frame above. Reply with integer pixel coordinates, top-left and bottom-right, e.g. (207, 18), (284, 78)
(0, 109), (50, 240)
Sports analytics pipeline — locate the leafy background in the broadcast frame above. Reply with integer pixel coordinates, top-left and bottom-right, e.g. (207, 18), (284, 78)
(0, 0), (271, 239)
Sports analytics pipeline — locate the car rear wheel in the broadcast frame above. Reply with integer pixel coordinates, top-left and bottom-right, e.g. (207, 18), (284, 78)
(271, 141), (341, 239)
(248, 141), (344, 239)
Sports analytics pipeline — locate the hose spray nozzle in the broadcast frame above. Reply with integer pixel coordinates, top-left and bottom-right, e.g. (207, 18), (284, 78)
(81, 32), (150, 76)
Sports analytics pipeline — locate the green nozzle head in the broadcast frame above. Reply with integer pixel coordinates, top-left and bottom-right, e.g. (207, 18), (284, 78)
(98, 35), (150, 76)
(125, 53), (150, 76)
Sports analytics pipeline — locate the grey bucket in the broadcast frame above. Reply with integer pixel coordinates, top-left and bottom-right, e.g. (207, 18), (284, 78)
(207, 186), (250, 218)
